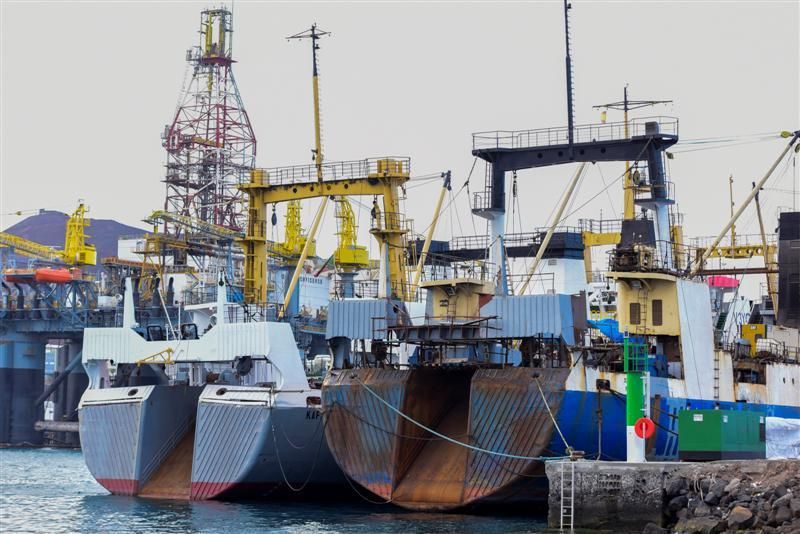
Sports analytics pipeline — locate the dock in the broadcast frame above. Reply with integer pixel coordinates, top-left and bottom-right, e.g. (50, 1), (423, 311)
(546, 459), (800, 531)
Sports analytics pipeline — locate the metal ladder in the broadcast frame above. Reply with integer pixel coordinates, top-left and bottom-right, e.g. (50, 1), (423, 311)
(560, 460), (575, 533)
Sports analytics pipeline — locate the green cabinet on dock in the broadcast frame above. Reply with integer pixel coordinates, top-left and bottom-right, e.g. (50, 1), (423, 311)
(678, 409), (766, 461)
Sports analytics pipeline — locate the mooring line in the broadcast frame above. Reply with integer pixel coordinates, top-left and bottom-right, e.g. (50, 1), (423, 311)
(352, 375), (570, 462)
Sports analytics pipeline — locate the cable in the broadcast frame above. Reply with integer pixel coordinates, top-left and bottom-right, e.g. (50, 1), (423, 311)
(270, 411), (327, 493)
(328, 401), (469, 441)
(351, 374), (569, 462)
(533, 377), (572, 454)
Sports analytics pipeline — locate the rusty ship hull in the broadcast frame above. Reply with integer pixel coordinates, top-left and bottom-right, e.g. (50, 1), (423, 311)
(322, 366), (572, 511)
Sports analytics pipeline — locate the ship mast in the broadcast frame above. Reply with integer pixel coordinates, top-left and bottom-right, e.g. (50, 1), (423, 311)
(593, 87), (672, 220)
(288, 23), (330, 182)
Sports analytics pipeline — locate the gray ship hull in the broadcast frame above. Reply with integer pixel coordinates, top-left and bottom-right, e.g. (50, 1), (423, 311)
(79, 384), (343, 500)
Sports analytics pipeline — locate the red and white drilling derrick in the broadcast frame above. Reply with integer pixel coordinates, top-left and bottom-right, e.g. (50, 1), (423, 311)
(162, 7), (256, 235)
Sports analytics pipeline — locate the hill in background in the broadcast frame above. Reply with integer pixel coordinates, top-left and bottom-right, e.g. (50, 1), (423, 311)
(2, 210), (145, 272)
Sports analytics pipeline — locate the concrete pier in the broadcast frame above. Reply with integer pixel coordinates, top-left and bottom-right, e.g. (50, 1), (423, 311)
(546, 460), (682, 530)
(546, 459), (800, 531)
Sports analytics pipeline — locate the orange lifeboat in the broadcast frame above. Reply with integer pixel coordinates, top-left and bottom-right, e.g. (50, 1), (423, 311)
(34, 268), (73, 284)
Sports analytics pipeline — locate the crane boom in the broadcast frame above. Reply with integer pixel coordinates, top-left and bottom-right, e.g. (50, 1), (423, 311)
(144, 209), (244, 240)
(0, 232), (62, 263)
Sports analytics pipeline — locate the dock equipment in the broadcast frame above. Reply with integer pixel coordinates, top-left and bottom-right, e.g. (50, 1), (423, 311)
(678, 409), (766, 461)
(1, 202), (97, 268)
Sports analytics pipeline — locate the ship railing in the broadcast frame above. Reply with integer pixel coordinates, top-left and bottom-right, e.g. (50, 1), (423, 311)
(633, 180), (676, 204)
(579, 218), (624, 235)
(419, 254), (497, 284)
(221, 302), (283, 323)
(450, 228), (580, 253)
(370, 211), (413, 234)
(183, 285), (245, 306)
(247, 157), (411, 187)
(472, 116), (679, 150)
(331, 279), (420, 302)
(690, 233), (777, 250)
(472, 190), (494, 212)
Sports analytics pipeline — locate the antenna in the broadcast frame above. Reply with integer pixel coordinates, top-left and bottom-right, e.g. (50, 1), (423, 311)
(564, 0), (575, 148)
(288, 24), (331, 182)
(594, 86), (673, 219)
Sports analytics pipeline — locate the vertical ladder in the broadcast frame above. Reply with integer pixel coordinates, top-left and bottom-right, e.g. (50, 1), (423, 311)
(713, 350), (720, 401)
(560, 460), (575, 532)
(637, 287), (649, 337)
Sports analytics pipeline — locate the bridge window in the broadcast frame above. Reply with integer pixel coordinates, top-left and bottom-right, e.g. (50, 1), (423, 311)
(652, 299), (663, 326)
(630, 302), (641, 325)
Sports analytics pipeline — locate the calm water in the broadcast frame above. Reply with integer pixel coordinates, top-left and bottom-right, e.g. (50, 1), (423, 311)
(0, 448), (549, 533)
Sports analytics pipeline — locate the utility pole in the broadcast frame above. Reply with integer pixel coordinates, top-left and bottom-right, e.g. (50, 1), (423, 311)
(593, 86), (672, 220)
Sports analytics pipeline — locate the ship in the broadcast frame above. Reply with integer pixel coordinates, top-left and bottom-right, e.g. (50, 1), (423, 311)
(319, 120), (800, 510)
(78, 276), (343, 499)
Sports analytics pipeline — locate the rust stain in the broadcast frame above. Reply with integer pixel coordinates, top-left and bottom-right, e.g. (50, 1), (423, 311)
(322, 366), (570, 510)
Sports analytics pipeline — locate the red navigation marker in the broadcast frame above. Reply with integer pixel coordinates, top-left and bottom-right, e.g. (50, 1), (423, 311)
(635, 417), (655, 439)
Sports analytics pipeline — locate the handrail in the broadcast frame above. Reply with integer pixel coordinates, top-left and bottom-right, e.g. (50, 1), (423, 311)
(247, 157), (411, 187)
(473, 116), (679, 150)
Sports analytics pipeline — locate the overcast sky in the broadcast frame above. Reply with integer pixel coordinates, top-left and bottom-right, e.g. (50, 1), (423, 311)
(2, 1), (798, 283)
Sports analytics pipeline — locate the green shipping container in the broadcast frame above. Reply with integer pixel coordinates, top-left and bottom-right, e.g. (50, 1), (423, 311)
(678, 409), (766, 461)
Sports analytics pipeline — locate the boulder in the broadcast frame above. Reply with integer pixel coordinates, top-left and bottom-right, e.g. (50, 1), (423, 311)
(709, 479), (727, 498)
(790, 497), (800, 517)
(694, 503), (711, 517)
(728, 505), (754, 528)
(669, 495), (689, 513)
(773, 505), (792, 524)
(724, 478), (741, 494)
(773, 493), (793, 509)
(666, 477), (686, 497)
(672, 516), (725, 534)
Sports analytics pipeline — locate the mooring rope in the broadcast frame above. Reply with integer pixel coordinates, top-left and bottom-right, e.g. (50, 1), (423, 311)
(270, 409), (327, 493)
(533, 376), (573, 455)
(352, 375), (570, 462)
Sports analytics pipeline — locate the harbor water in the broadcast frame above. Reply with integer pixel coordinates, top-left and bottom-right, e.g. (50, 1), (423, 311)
(0, 448), (547, 533)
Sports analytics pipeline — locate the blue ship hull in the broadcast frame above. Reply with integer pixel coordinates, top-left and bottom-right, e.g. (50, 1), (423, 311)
(550, 385), (800, 462)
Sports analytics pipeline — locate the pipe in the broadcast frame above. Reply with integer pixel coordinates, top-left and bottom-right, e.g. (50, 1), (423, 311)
(34, 420), (79, 433)
(691, 132), (799, 276)
(412, 172), (451, 290)
(517, 162), (587, 295)
(33, 352), (82, 407)
(279, 196), (329, 318)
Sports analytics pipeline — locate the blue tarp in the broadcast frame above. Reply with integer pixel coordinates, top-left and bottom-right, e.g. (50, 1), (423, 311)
(588, 318), (624, 343)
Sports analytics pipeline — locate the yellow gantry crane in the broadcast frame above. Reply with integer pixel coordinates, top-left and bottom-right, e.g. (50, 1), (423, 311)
(0, 202), (97, 268)
(333, 198), (368, 270)
(269, 201), (317, 259)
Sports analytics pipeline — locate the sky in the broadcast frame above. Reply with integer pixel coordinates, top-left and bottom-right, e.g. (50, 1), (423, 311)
(1, 0), (798, 295)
